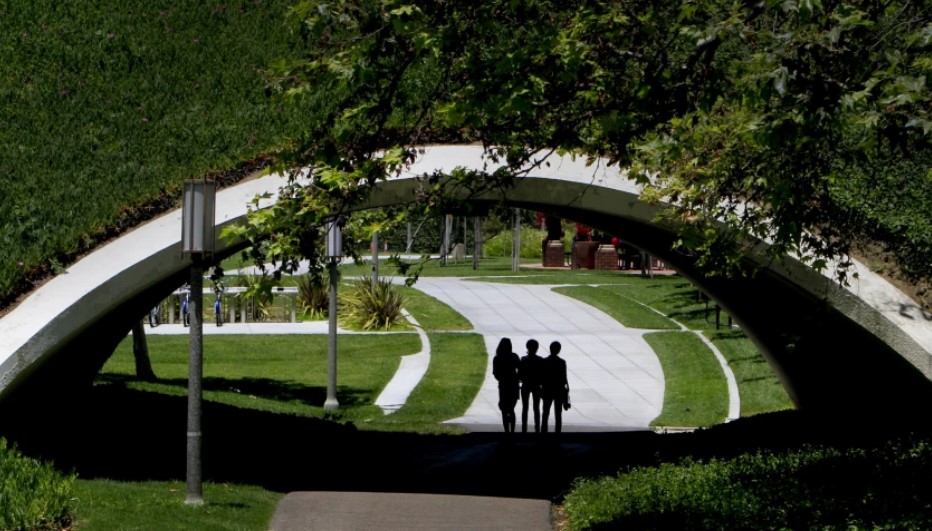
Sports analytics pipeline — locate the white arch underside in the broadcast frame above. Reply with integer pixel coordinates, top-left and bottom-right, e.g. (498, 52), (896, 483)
(1, 145), (929, 421)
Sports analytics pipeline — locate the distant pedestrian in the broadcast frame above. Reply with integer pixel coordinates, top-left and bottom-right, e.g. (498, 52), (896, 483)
(519, 339), (543, 433)
(492, 337), (520, 433)
(541, 341), (569, 433)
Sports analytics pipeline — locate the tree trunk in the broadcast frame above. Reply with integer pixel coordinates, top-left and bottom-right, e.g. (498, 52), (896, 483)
(132, 320), (158, 381)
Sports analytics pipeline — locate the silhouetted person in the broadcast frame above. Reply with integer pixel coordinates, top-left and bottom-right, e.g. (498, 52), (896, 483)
(519, 339), (543, 433)
(541, 341), (569, 433)
(492, 337), (520, 433)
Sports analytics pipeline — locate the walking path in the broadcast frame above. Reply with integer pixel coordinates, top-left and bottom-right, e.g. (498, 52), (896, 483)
(269, 492), (553, 531)
(410, 277), (666, 432)
(143, 275), (746, 431)
(374, 309), (431, 413)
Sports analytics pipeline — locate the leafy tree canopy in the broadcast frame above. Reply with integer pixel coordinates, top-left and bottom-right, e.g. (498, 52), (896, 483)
(228, 0), (931, 287)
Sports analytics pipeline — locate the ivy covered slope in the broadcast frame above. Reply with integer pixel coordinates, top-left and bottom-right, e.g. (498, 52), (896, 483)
(0, 0), (317, 308)
(243, 1), (930, 299)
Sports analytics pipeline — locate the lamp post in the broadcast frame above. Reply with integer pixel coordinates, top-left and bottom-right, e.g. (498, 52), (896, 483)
(371, 230), (379, 290)
(181, 179), (216, 506)
(512, 208), (521, 272)
(473, 216), (481, 270)
(324, 217), (342, 411)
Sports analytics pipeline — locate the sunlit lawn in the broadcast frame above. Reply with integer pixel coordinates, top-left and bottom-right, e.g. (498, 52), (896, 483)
(72, 480), (281, 531)
(553, 285), (679, 330)
(549, 277), (792, 426)
(644, 331), (729, 427)
(79, 258), (792, 529)
(103, 332), (483, 432)
(82, 329), (486, 529)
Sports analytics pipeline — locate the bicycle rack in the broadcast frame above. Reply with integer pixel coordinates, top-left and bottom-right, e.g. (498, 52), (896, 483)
(699, 291), (735, 330)
(160, 285), (300, 325)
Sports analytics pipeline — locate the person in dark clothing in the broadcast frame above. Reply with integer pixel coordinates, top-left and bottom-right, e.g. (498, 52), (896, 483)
(518, 339), (543, 433)
(541, 341), (569, 433)
(492, 337), (520, 433)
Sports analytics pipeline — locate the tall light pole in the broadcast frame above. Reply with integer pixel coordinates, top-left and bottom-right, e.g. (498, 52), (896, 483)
(371, 230), (379, 290)
(472, 217), (481, 270)
(181, 179), (216, 506)
(512, 208), (521, 272)
(324, 217), (342, 411)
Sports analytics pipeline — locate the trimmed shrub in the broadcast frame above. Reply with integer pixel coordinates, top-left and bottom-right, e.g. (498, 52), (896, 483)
(563, 437), (932, 530)
(0, 438), (75, 531)
(483, 227), (547, 259)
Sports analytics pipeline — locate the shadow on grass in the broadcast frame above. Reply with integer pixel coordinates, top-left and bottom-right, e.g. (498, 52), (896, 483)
(98, 373), (372, 407)
(2, 382), (930, 501)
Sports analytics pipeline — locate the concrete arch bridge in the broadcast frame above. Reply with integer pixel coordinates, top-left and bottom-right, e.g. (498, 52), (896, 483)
(1, 145), (930, 427)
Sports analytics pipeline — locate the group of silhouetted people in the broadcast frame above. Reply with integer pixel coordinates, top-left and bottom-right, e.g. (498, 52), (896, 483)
(492, 338), (570, 434)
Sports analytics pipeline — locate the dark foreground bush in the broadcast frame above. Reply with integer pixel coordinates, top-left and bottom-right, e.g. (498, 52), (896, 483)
(564, 435), (932, 530)
(0, 438), (75, 531)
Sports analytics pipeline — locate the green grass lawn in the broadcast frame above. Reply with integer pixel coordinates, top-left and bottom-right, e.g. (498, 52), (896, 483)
(397, 285), (472, 331)
(104, 335), (418, 420)
(553, 285), (679, 330)
(50, 264), (793, 529)
(550, 277), (792, 426)
(645, 332), (729, 427)
(708, 329), (794, 416)
(0, 0), (316, 306)
(361, 333), (487, 433)
(78, 329), (487, 529)
(104, 332), (484, 433)
(72, 480), (281, 531)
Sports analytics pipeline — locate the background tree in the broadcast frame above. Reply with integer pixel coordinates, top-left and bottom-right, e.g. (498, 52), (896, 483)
(233, 0), (930, 298)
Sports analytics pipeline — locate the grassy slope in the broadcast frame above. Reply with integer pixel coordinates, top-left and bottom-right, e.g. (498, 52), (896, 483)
(0, 0), (314, 304)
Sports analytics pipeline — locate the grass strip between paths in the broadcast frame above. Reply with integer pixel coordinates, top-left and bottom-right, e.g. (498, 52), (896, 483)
(365, 333), (487, 434)
(398, 285), (472, 331)
(645, 331), (728, 428)
(707, 329), (793, 417)
(553, 285), (678, 330)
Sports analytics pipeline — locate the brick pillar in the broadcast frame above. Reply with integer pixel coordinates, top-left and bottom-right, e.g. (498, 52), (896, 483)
(543, 240), (565, 267)
(595, 244), (618, 270)
(572, 241), (600, 269)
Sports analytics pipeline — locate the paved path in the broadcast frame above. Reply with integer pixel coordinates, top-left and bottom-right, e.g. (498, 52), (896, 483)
(142, 276), (669, 431)
(374, 309), (431, 413)
(413, 277), (665, 432)
(269, 492), (552, 531)
(265, 277), (668, 530)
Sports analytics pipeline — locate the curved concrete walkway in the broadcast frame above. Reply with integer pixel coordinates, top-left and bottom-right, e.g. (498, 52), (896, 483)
(375, 309), (431, 414)
(139, 277), (671, 431)
(412, 277), (666, 432)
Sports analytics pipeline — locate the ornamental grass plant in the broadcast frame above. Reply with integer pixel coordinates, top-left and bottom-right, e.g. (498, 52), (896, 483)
(295, 273), (328, 319)
(340, 278), (406, 331)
